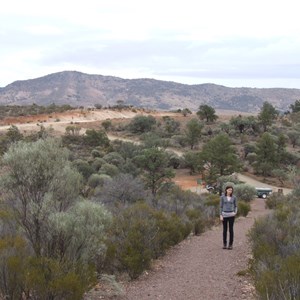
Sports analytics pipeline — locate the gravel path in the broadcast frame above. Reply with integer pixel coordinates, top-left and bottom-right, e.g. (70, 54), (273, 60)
(89, 198), (269, 300)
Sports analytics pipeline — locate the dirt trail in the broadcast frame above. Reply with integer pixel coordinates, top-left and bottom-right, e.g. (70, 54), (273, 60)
(237, 173), (292, 195)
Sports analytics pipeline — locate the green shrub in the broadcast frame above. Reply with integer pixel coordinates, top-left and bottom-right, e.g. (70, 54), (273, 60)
(87, 174), (106, 188)
(204, 194), (220, 217)
(204, 194), (219, 207)
(254, 254), (300, 300)
(247, 153), (257, 164)
(106, 203), (156, 278)
(152, 212), (190, 256)
(99, 163), (120, 177)
(185, 209), (205, 235)
(265, 192), (285, 209)
(155, 214), (190, 254)
(84, 129), (110, 147)
(249, 201), (300, 300)
(72, 159), (94, 180)
(91, 157), (106, 171)
(102, 120), (112, 131)
(91, 149), (104, 158)
(105, 202), (189, 279)
(234, 184), (256, 202)
(237, 201), (251, 217)
(24, 257), (95, 300)
(128, 115), (156, 133)
(102, 152), (125, 167)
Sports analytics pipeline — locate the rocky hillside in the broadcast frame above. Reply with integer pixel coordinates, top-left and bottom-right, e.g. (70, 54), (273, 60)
(0, 71), (299, 112)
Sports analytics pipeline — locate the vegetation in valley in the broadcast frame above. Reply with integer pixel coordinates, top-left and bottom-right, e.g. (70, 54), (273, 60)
(0, 103), (74, 119)
(0, 100), (299, 298)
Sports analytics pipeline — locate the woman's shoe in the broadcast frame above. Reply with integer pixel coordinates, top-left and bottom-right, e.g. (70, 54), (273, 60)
(223, 244), (227, 249)
(228, 245), (233, 250)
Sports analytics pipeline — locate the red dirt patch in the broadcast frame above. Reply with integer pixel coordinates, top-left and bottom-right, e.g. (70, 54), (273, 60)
(173, 169), (204, 190)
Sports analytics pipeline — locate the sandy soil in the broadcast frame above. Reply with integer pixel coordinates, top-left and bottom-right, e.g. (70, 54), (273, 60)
(0, 109), (176, 134)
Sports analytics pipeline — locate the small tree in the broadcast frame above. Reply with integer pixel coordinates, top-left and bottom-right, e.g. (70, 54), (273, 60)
(201, 133), (240, 182)
(287, 130), (300, 148)
(183, 151), (205, 175)
(254, 132), (278, 176)
(6, 125), (23, 143)
(161, 116), (180, 137)
(272, 169), (288, 186)
(243, 143), (256, 159)
(230, 115), (258, 134)
(84, 129), (110, 147)
(181, 108), (192, 117)
(65, 125), (81, 136)
(289, 99), (300, 113)
(197, 105), (218, 123)
(184, 118), (203, 149)
(102, 120), (112, 131)
(135, 147), (175, 197)
(128, 115), (156, 133)
(258, 101), (278, 132)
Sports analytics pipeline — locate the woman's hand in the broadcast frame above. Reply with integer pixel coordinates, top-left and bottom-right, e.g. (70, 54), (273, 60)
(220, 215), (223, 221)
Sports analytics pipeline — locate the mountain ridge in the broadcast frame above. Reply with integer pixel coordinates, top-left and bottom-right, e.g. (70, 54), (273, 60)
(0, 71), (299, 113)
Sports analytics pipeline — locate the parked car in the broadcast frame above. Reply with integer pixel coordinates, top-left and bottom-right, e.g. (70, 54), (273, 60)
(205, 184), (222, 195)
(255, 187), (272, 198)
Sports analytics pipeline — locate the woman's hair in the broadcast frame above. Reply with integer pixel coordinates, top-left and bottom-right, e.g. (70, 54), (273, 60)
(224, 185), (233, 196)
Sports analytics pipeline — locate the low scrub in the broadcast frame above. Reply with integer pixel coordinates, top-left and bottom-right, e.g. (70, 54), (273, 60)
(185, 208), (206, 235)
(265, 192), (286, 209)
(249, 196), (300, 300)
(104, 202), (190, 279)
(237, 200), (251, 217)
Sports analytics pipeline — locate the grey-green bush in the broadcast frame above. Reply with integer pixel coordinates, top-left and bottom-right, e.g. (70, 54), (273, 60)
(237, 201), (251, 217)
(234, 184), (256, 202)
(0, 138), (112, 299)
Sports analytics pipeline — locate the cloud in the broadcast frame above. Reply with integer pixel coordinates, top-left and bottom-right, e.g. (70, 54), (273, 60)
(1, 0), (300, 88)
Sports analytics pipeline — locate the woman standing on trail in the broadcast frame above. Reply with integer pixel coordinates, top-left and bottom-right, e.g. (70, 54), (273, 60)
(220, 185), (237, 250)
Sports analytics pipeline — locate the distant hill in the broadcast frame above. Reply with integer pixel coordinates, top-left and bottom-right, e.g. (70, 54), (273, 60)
(0, 71), (299, 113)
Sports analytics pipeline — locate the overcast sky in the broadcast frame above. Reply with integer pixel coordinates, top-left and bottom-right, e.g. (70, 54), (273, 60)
(1, 0), (300, 88)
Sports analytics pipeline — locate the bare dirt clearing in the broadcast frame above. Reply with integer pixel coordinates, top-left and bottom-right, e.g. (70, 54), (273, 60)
(0, 109), (177, 134)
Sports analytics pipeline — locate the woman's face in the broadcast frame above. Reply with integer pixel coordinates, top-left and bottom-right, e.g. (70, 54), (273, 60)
(226, 188), (233, 195)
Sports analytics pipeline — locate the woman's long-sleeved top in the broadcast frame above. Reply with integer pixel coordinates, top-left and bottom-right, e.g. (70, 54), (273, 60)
(220, 195), (237, 217)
